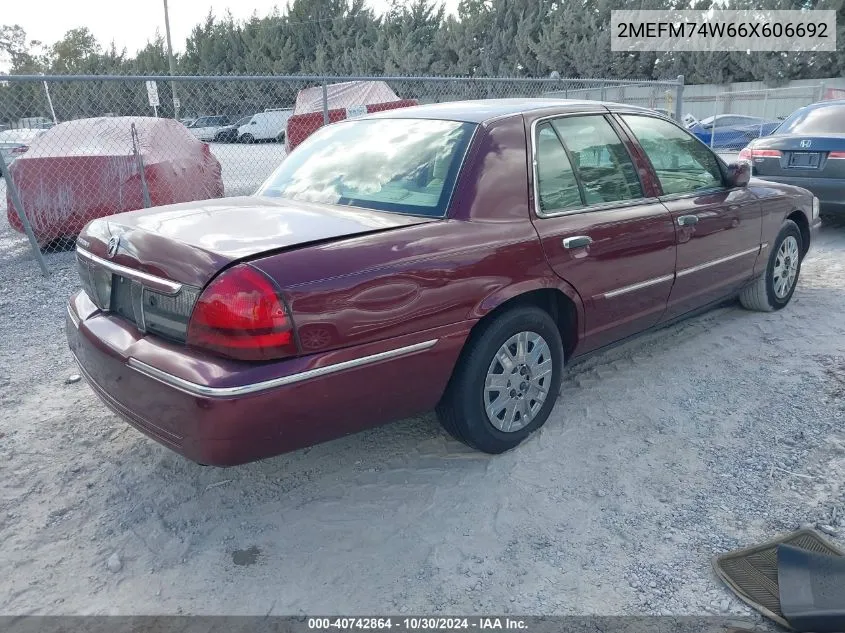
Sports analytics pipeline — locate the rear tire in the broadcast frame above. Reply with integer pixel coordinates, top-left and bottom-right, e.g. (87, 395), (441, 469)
(739, 219), (802, 312)
(436, 306), (564, 454)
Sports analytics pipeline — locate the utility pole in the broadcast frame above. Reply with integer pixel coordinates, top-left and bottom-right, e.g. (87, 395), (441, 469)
(163, 0), (180, 119)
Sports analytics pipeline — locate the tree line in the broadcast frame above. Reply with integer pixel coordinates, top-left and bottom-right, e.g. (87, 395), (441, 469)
(3, 0), (844, 83)
(1, 0), (843, 123)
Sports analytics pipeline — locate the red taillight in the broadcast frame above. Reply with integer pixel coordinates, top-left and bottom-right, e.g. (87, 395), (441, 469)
(828, 151), (845, 159)
(739, 147), (781, 161)
(187, 264), (298, 361)
(10, 145), (28, 155)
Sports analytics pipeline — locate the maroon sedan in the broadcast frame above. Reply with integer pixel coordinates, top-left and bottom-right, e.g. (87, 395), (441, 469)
(67, 99), (820, 466)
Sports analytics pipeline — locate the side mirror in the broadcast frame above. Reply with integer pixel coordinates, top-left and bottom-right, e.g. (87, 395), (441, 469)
(726, 161), (750, 188)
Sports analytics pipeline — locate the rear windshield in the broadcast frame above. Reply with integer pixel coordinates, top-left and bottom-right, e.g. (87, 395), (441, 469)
(776, 105), (845, 134)
(257, 118), (476, 217)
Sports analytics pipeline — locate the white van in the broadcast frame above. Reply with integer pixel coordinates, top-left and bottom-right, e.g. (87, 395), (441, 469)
(237, 108), (293, 143)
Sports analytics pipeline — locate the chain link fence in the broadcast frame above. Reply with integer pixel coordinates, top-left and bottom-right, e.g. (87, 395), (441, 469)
(681, 84), (826, 156)
(0, 74), (683, 272)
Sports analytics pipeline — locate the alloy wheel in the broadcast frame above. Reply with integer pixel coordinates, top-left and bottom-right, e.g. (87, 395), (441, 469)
(484, 331), (553, 433)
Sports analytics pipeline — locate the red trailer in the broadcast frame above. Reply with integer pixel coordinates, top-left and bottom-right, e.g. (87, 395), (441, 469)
(285, 81), (418, 152)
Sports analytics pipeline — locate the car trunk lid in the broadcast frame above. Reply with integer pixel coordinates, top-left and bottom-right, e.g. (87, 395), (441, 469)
(77, 195), (435, 287)
(75, 196), (435, 345)
(747, 134), (845, 180)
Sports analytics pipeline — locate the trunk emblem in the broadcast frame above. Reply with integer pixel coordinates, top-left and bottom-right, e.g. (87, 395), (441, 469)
(800, 140), (812, 148)
(106, 236), (121, 258)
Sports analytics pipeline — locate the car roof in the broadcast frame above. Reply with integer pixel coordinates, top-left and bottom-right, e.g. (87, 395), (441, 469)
(364, 98), (656, 123)
(801, 99), (845, 111)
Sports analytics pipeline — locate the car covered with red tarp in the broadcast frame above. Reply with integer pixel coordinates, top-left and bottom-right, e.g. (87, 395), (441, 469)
(6, 116), (224, 243)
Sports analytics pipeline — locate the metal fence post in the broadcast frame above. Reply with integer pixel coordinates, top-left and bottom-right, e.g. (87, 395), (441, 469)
(674, 74), (684, 122)
(131, 123), (152, 208)
(43, 78), (58, 125)
(322, 83), (329, 126)
(818, 81), (826, 102)
(711, 91), (721, 149)
(0, 152), (49, 277)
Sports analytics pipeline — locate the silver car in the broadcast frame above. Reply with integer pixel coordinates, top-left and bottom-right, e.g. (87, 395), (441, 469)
(0, 128), (47, 173)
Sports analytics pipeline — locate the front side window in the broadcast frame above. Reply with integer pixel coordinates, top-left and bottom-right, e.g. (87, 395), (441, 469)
(257, 118), (475, 218)
(551, 116), (643, 205)
(621, 115), (724, 195)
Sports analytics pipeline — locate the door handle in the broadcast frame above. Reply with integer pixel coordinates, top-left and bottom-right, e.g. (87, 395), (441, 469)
(562, 235), (593, 249)
(677, 215), (699, 227)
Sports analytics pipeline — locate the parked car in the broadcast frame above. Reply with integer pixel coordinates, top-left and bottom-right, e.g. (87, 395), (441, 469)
(186, 115), (232, 141)
(685, 113), (781, 149)
(237, 109), (292, 143)
(0, 128), (46, 175)
(214, 115), (252, 143)
(739, 100), (845, 216)
(180, 118), (196, 128)
(67, 99), (818, 466)
(17, 116), (54, 129)
(6, 117), (224, 244)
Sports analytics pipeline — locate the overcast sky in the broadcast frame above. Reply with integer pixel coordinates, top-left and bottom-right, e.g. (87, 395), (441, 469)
(5, 0), (458, 57)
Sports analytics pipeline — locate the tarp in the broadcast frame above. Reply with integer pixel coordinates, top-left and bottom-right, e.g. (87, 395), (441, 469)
(6, 117), (223, 243)
(293, 81), (400, 115)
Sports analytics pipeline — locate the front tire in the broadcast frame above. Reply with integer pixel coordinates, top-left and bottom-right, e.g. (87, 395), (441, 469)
(739, 219), (803, 312)
(436, 306), (564, 454)
(240, 133), (255, 144)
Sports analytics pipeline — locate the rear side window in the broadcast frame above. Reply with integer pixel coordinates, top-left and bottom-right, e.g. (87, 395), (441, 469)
(550, 116), (643, 205)
(535, 123), (582, 213)
(621, 115), (724, 195)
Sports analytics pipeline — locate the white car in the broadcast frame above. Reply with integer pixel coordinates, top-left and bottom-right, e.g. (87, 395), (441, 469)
(238, 109), (292, 143)
(186, 115), (232, 142)
(0, 128), (47, 173)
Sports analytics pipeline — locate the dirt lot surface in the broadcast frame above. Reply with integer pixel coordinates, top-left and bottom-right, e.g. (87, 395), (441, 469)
(1, 214), (844, 617)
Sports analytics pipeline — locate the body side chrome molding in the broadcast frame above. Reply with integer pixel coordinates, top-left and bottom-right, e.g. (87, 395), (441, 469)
(126, 339), (439, 398)
(676, 246), (762, 278)
(602, 274), (675, 299)
(76, 247), (183, 295)
(602, 244), (763, 298)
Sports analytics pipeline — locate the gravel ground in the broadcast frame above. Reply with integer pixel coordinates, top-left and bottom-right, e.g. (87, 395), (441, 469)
(1, 205), (844, 618)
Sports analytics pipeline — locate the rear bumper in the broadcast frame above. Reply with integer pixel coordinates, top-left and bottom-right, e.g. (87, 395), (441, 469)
(66, 291), (470, 466)
(755, 175), (845, 214)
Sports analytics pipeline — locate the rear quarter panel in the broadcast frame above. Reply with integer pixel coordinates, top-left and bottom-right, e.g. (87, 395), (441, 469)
(249, 115), (584, 356)
(749, 179), (814, 272)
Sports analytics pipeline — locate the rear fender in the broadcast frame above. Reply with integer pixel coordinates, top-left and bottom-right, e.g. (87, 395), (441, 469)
(469, 277), (585, 340)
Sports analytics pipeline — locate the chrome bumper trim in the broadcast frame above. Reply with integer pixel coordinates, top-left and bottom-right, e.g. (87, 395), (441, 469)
(67, 304), (81, 329)
(126, 339), (439, 398)
(76, 247), (183, 295)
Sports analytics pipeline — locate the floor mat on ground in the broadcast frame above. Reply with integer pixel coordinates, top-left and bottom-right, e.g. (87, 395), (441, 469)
(712, 528), (844, 629)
